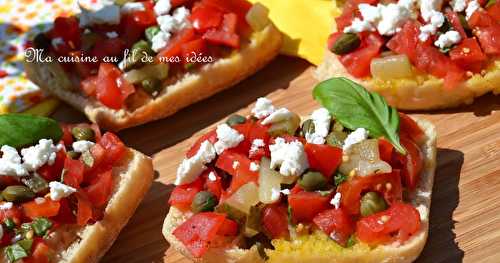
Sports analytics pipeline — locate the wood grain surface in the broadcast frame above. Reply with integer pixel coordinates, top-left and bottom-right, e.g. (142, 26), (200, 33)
(51, 56), (500, 263)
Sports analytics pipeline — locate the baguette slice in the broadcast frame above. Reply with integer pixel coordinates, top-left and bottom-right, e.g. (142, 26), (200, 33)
(56, 148), (153, 263)
(163, 117), (437, 263)
(25, 24), (282, 131)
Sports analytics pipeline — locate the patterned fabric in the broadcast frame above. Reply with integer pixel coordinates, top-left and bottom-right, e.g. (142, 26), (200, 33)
(0, 0), (78, 113)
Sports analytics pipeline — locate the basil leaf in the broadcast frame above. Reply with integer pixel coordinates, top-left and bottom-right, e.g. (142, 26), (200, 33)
(0, 114), (63, 148)
(313, 77), (406, 154)
(32, 217), (52, 236)
(486, 0), (496, 8)
(6, 243), (29, 262)
(334, 172), (348, 186)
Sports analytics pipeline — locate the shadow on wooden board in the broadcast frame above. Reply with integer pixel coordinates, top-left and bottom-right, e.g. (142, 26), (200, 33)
(417, 149), (464, 263)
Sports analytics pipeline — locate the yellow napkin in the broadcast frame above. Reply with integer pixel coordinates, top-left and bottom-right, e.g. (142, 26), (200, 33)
(249, 0), (335, 65)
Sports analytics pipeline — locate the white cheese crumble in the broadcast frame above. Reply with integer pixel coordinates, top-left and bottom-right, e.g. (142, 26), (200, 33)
(72, 140), (95, 153)
(0, 145), (27, 177)
(342, 128), (368, 152)
(172, 7), (191, 31)
(344, 18), (375, 33)
(0, 202), (13, 210)
(213, 124), (245, 154)
(466, 0), (480, 20)
(208, 171), (217, 182)
(249, 139), (265, 156)
(450, 0), (466, 12)
(251, 97), (275, 119)
(151, 31), (171, 52)
(154, 0), (171, 16)
(261, 108), (294, 125)
(175, 141), (217, 185)
(418, 0), (445, 41)
(152, 5), (191, 53)
(270, 188), (281, 201)
(49, 181), (77, 201)
(305, 108), (331, 145)
(121, 2), (145, 14)
(416, 204), (428, 221)
(249, 162), (260, 172)
(34, 197), (46, 204)
(51, 37), (64, 48)
(280, 189), (291, 195)
(330, 192), (342, 209)
(232, 161), (240, 169)
(78, 0), (120, 27)
(269, 137), (309, 177)
(157, 15), (176, 33)
(21, 139), (60, 172)
(106, 31), (119, 38)
(434, 30), (461, 49)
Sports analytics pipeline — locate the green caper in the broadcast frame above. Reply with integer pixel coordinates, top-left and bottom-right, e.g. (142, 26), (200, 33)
(360, 192), (387, 217)
(145, 26), (160, 43)
(326, 130), (347, 148)
(66, 151), (81, 160)
(71, 127), (95, 142)
(298, 171), (328, 191)
(226, 114), (246, 126)
(132, 40), (153, 56)
(300, 119), (315, 137)
(81, 151), (94, 167)
(2, 186), (35, 202)
(141, 78), (162, 95)
(332, 122), (344, 132)
(33, 33), (50, 51)
(191, 191), (217, 213)
(4, 218), (16, 230)
(331, 33), (361, 55)
(22, 174), (48, 194)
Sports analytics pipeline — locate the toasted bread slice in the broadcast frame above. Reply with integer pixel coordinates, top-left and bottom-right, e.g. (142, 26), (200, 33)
(315, 51), (500, 110)
(56, 148), (153, 263)
(162, 117), (437, 263)
(25, 24), (282, 131)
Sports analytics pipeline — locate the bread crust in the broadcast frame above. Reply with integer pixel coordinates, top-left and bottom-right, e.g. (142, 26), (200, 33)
(163, 117), (437, 263)
(315, 51), (500, 110)
(58, 149), (154, 263)
(25, 24), (282, 131)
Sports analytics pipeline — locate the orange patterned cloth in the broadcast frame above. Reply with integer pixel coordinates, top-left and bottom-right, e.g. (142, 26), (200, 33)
(0, 0), (77, 113)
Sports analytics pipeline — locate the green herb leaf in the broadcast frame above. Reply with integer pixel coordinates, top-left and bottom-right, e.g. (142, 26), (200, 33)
(334, 172), (348, 186)
(32, 217), (52, 236)
(17, 239), (33, 252)
(5, 243), (29, 262)
(313, 77), (406, 154)
(4, 218), (16, 230)
(0, 114), (62, 148)
(486, 0), (496, 8)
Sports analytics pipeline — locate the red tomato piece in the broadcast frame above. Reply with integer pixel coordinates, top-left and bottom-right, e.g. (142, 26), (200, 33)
(391, 136), (423, 191)
(216, 218), (239, 236)
(398, 113), (425, 144)
(96, 63), (125, 109)
(327, 32), (343, 51)
(91, 38), (126, 60)
(81, 75), (98, 97)
(0, 204), (22, 225)
(203, 13), (240, 48)
(157, 28), (197, 60)
(190, 4), (223, 32)
(262, 203), (289, 239)
(181, 38), (208, 64)
(37, 149), (65, 182)
(445, 10), (467, 39)
(99, 132), (126, 166)
(468, 10), (497, 27)
(23, 198), (61, 219)
(313, 208), (354, 246)
(338, 171), (403, 215)
(387, 21), (420, 63)
(203, 169), (223, 199)
(84, 170), (113, 207)
(288, 191), (331, 223)
(52, 16), (81, 51)
(356, 202), (421, 245)
(339, 33), (385, 78)
(60, 124), (74, 146)
(62, 157), (85, 188)
(216, 151), (258, 195)
(26, 242), (50, 263)
(450, 38), (487, 71)
(378, 138), (394, 164)
(487, 1), (500, 21)
(475, 24), (500, 56)
(172, 212), (231, 257)
(187, 129), (218, 158)
(76, 193), (93, 226)
(169, 176), (204, 210)
(51, 198), (75, 224)
(304, 143), (343, 179)
(232, 121), (270, 159)
(201, 0), (252, 32)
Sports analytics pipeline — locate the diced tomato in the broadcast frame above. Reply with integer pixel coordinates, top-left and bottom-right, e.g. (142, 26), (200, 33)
(313, 208), (354, 246)
(387, 21), (420, 63)
(202, 0), (252, 33)
(378, 138), (394, 164)
(203, 13), (240, 48)
(169, 176), (204, 210)
(450, 38), (487, 71)
(23, 198), (61, 219)
(76, 193), (93, 226)
(468, 10), (497, 27)
(52, 16), (81, 52)
(288, 191), (331, 222)
(232, 121), (270, 159)
(190, 4), (223, 32)
(119, 6), (156, 46)
(216, 151), (258, 194)
(51, 198), (75, 224)
(62, 157), (85, 188)
(26, 242), (50, 263)
(339, 33), (385, 78)
(91, 38), (126, 60)
(87, 143), (106, 173)
(157, 28), (197, 60)
(356, 202), (421, 245)
(60, 124), (74, 146)
(216, 217), (239, 236)
(338, 171), (403, 215)
(0, 204), (22, 225)
(487, 1), (500, 21)
(203, 169), (223, 199)
(327, 32), (343, 51)
(334, 0), (363, 32)
(398, 113), (425, 144)
(475, 24), (500, 56)
(96, 63), (125, 109)
(84, 170), (114, 207)
(98, 132), (126, 166)
(304, 143), (342, 179)
(262, 203), (289, 239)
(37, 149), (66, 182)
(391, 136), (423, 191)
(187, 129), (218, 158)
(81, 75), (98, 97)
(172, 0), (192, 8)
(445, 10), (467, 39)
(173, 212), (233, 257)
(69, 51), (94, 78)
(181, 38), (208, 64)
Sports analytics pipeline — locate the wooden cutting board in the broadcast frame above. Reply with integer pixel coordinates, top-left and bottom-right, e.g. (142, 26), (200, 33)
(52, 56), (500, 263)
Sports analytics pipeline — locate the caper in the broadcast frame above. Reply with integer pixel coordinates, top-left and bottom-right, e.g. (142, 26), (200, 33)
(326, 130), (347, 148)
(141, 78), (162, 95)
(331, 33), (361, 55)
(298, 171), (328, 191)
(33, 33), (50, 51)
(145, 26), (160, 43)
(21, 174), (48, 194)
(360, 192), (387, 217)
(71, 127), (95, 142)
(2, 186), (35, 202)
(132, 40), (154, 56)
(191, 191), (217, 213)
(300, 119), (315, 137)
(67, 151), (81, 160)
(226, 114), (246, 126)
(4, 218), (16, 230)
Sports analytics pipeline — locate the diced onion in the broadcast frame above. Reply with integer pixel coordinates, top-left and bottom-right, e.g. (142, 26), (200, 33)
(340, 139), (392, 176)
(123, 63), (169, 84)
(224, 182), (259, 214)
(370, 54), (413, 80)
(245, 3), (270, 31)
(259, 158), (282, 204)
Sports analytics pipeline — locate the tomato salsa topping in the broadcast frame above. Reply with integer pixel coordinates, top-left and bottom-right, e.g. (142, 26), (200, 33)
(0, 114), (125, 262)
(169, 81), (427, 259)
(329, 0), (500, 89)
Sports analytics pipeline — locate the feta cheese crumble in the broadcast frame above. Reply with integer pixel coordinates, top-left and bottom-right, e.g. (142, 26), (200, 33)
(280, 189), (291, 195)
(249, 139), (265, 156)
(78, 0), (120, 27)
(261, 108), (294, 125)
(208, 171), (217, 182)
(232, 161), (240, 169)
(151, 4), (191, 53)
(450, 0), (466, 12)
(154, 0), (172, 16)
(269, 138), (309, 177)
(176, 141), (217, 185)
(106, 31), (119, 38)
(72, 140), (95, 153)
(34, 197), (46, 204)
(330, 192), (342, 209)
(121, 2), (145, 14)
(249, 162), (260, 172)
(51, 37), (64, 48)
(0, 145), (27, 176)
(465, 0), (480, 20)
(305, 108), (331, 145)
(151, 31), (171, 52)
(0, 202), (13, 210)
(49, 181), (77, 201)
(434, 30), (461, 49)
(418, 0), (445, 41)
(21, 139), (60, 172)
(214, 124), (244, 154)
(343, 128), (368, 152)
(251, 97), (275, 119)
